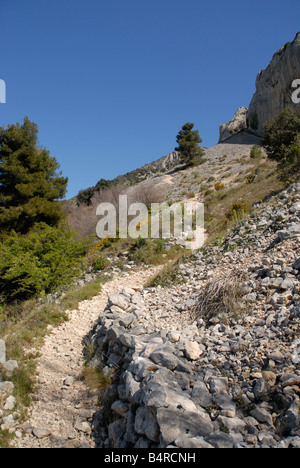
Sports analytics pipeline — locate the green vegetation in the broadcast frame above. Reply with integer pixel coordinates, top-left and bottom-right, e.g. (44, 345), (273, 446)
(145, 255), (187, 288)
(263, 107), (300, 180)
(77, 179), (114, 205)
(175, 122), (205, 166)
(77, 122), (205, 206)
(0, 223), (88, 302)
(0, 117), (101, 444)
(59, 276), (109, 311)
(250, 145), (263, 159)
(0, 117), (92, 306)
(128, 238), (183, 266)
(0, 105), (297, 447)
(0, 117), (68, 234)
(214, 181), (225, 191)
(0, 275), (107, 445)
(226, 202), (253, 221)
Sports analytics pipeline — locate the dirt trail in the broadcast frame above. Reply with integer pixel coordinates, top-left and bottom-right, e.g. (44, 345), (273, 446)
(13, 266), (160, 448)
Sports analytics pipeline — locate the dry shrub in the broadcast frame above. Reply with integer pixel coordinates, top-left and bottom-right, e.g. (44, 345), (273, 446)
(91, 184), (128, 209)
(67, 182), (165, 239)
(67, 185), (128, 238)
(191, 271), (248, 323)
(128, 181), (165, 208)
(67, 203), (97, 238)
(214, 181), (225, 191)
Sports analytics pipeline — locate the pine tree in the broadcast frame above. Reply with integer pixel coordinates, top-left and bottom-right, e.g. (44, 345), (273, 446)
(263, 107), (300, 162)
(0, 117), (68, 233)
(175, 122), (204, 166)
(263, 108), (300, 181)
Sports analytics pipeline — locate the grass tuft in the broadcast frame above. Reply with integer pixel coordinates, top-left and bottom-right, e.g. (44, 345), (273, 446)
(191, 271), (248, 323)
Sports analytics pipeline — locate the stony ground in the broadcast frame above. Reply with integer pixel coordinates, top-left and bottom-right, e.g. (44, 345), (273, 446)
(87, 183), (300, 449)
(3, 182), (300, 449)
(149, 132), (264, 202)
(10, 266), (161, 448)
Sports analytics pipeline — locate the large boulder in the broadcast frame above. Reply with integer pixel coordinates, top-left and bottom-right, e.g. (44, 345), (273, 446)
(156, 407), (214, 446)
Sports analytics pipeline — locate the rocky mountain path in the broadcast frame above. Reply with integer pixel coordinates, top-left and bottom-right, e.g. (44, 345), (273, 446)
(12, 266), (161, 448)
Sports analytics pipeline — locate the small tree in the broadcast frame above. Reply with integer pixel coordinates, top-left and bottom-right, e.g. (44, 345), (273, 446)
(263, 108), (300, 180)
(0, 117), (68, 233)
(263, 108), (300, 161)
(175, 122), (204, 166)
(250, 145), (263, 159)
(279, 133), (300, 180)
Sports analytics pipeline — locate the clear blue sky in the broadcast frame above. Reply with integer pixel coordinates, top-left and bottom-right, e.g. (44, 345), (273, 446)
(1, 0), (300, 198)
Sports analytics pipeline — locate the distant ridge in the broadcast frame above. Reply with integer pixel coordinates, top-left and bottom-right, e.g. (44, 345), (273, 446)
(76, 151), (182, 204)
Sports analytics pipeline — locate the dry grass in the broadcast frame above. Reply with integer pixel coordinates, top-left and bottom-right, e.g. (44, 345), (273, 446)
(0, 274), (109, 447)
(144, 253), (189, 288)
(81, 366), (113, 392)
(204, 161), (286, 244)
(191, 271), (248, 323)
(60, 277), (107, 311)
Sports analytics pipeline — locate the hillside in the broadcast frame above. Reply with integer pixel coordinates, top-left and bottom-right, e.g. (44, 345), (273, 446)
(75, 151), (182, 205)
(9, 181), (300, 449)
(1, 32), (300, 451)
(151, 132), (263, 200)
(74, 131), (262, 205)
(66, 130), (279, 247)
(88, 183), (300, 449)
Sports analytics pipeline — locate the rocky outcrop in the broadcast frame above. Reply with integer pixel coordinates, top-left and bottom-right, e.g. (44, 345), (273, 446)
(219, 107), (248, 143)
(247, 32), (300, 134)
(218, 33), (300, 141)
(146, 152), (182, 173)
(88, 183), (300, 449)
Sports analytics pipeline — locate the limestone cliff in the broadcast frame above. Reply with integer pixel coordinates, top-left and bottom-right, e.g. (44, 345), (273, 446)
(218, 107), (248, 143)
(247, 32), (300, 134)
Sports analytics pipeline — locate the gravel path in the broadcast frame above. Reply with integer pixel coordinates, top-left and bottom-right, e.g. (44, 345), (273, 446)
(13, 266), (160, 448)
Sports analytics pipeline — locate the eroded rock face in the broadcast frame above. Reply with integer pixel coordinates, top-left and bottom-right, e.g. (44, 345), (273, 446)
(219, 107), (248, 143)
(247, 32), (300, 134)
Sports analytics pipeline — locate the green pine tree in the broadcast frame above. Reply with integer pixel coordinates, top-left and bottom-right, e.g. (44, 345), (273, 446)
(263, 107), (300, 181)
(263, 107), (300, 162)
(175, 122), (204, 166)
(0, 117), (68, 233)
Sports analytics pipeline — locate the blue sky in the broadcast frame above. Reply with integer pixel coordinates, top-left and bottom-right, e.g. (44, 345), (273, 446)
(1, 0), (300, 198)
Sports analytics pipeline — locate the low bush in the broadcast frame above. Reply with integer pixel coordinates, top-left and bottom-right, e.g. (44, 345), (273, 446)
(128, 238), (183, 265)
(226, 202), (252, 220)
(0, 223), (89, 302)
(90, 255), (110, 272)
(250, 145), (263, 159)
(214, 181), (225, 191)
(247, 171), (256, 183)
